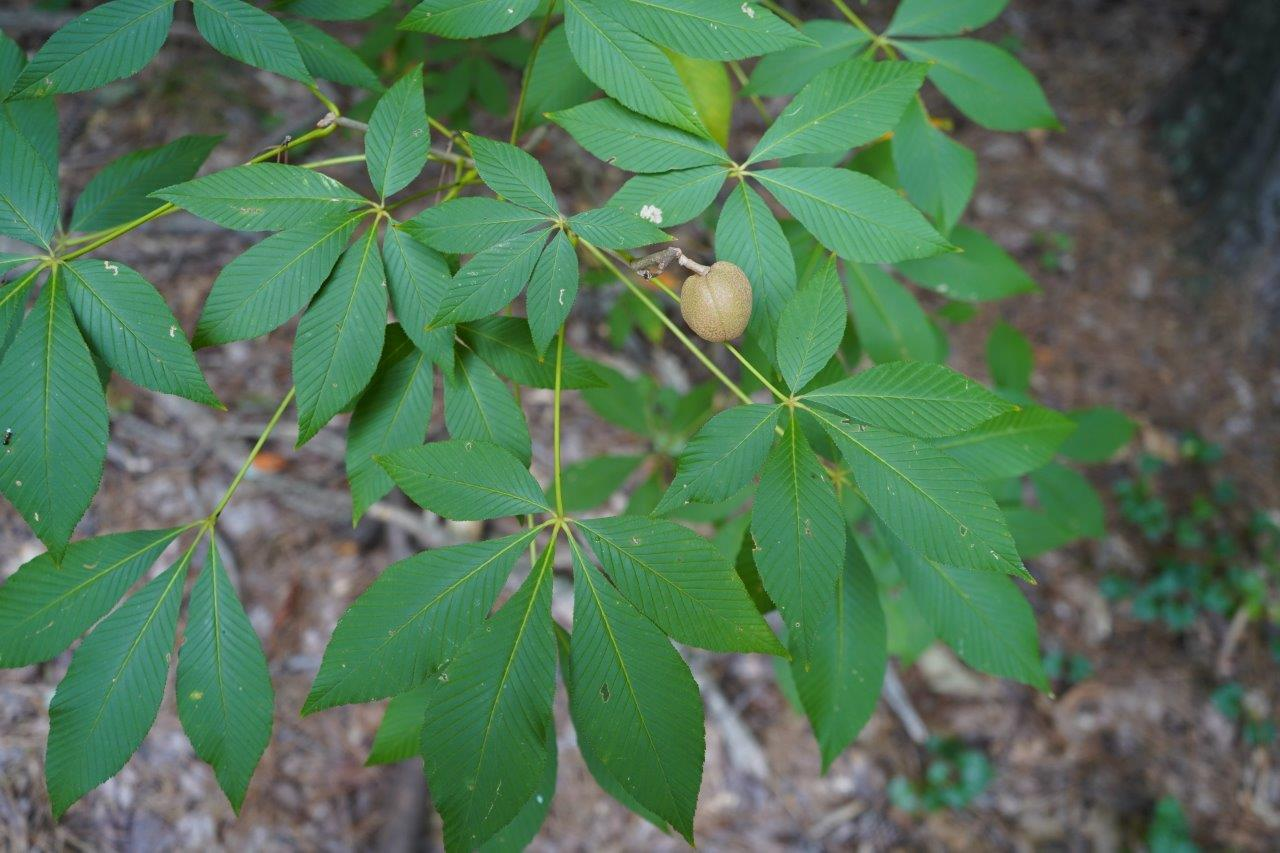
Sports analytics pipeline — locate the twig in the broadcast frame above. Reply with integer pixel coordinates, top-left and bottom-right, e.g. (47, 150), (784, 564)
(882, 663), (929, 745)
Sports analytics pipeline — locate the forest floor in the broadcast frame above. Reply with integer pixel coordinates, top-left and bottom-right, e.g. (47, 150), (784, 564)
(2, 0), (1279, 850)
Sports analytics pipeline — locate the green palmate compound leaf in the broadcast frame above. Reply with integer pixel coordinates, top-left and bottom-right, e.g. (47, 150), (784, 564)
(192, 0), (312, 84)
(382, 224), (455, 365)
(0, 527), (182, 667)
(790, 540), (886, 771)
(62, 259), (221, 407)
(655, 404), (780, 514)
(745, 19), (872, 97)
(286, 0), (394, 20)
(0, 276), (109, 556)
(1031, 463), (1105, 539)
(568, 206), (669, 249)
(714, 180), (795, 349)
(444, 350), (532, 464)
(751, 416), (844, 659)
(293, 227), (387, 445)
(754, 167), (953, 263)
(45, 555), (188, 818)
(549, 98), (728, 173)
(668, 53), (732, 149)
(433, 228), (550, 326)
(803, 361), (1012, 438)
(367, 684), (431, 765)
(476, 725), (557, 853)
(815, 410), (1031, 581)
(6, 0), (175, 100)
(525, 230), (579, 356)
(609, 165), (728, 227)
(1058, 406), (1135, 463)
(345, 326), (435, 522)
(596, 0), (808, 61)
(70, 134), (221, 233)
(896, 38), (1059, 132)
(563, 0), (706, 137)
(577, 515), (784, 655)
(400, 0), (540, 38)
(458, 317), (602, 390)
(304, 530), (537, 714)
(422, 545), (557, 852)
(194, 215), (358, 347)
(282, 19), (384, 91)
(986, 319), (1034, 392)
(553, 454), (644, 512)
(465, 134), (560, 216)
(0, 119), (59, 249)
(519, 25), (597, 129)
(365, 64), (429, 199)
(886, 0), (1008, 36)
(776, 260), (845, 393)
(844, 263), (940, 363)
(176, 540), (273, 813)
(896, 226), (1037, 302)
(888, 533), (1048, 691)
(568, 537), (703, 842)
(747, 60), (927, 164)
(153, 163), (366, 232)
(402, 198), (548, 254)
(378, 439), (550, 519)
(934, 405), (1076, 480)
(891, 98), (975, 235)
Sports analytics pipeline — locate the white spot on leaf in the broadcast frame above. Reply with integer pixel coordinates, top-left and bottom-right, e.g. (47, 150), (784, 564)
(639, 204), (663, 225)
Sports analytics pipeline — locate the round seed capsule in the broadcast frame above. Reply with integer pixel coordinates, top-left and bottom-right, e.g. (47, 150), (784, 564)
(679, 261), (752, 342)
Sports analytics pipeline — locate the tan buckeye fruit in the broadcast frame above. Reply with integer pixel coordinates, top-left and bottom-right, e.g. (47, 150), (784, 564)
(679, 261), (753, 343)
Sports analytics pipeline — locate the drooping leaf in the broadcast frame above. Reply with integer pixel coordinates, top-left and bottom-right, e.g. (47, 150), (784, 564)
(525, 230), (579, 356)
(70, 134), (221, 233)
(790, 540), (886, 770)
(400, 0), (540, 38)
(891, 98), (975, 235)
(305, 530), (536, 713)
(562, 0), (706, 137)
(655, 404), (780, 514)
(754, 167), (953, 263)
(63, 259), (220, 407)
(153, 163), (365, 232)
(519, 25), (598, 129)
(668, 52), (732, 148)
(844, 262), (940, 363)
(896, 226), (1037, 302)
(402, 197), (548, 254)
(714, 180), (795, 349)
(422, 546), (557, 851)
(366, 64), (430, 199)
(194, 215), (358, 347)
(748, 60), (927, 164)
(0, 527), (182, 667)
(1058, 406), (1135, 463)
(6, 0), (175, 100)
(0, 275), (109, 555)
(886, 0), (1008, 36)
(366, 685), (431, 766)
(934, 405), (1076, 479)
(896, 38), (1059, 132)
(345, 326), (435, 522)
(750, 415), (844, 659)
(282, 19), (384, 91)
(776, 259), (845, 392)
(1031, 463), (1105, 539)
(377, 229), (452, 367)
(567, 537), (703, 842)
(458, 316), (602, 389)
(553, 454), (645, 512)
(549, 98), (728, 173)
(986, 319), (1033, 392)
(176, 540), (273, 812)
(443, 350), (532, 465)
(0, 119), (59, 249)
(745, 19), (872, 97)
(193, 0), (312, 84)
(433, 228), (550, 326)
(803, 361), (1012, 437)
(815, 410), (1030, 581)
(578, 515), (784, 654)
(597, 0), (808, 61)
(465, 133), (560, 216)
(379, 439), (551, 519)
(567, 206), (669, 250)
(45, 556), (188, 818)
(608, 165), (728, 227)
(293, 226), (387, 444)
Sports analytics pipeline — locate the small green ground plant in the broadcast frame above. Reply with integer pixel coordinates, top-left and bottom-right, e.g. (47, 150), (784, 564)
(0, 0), (1128, 846)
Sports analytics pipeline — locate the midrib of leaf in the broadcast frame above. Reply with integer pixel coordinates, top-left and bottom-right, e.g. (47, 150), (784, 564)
(308, 532), (533, 706)
(208, 551), (230, 748)
(378, 351), (428, 447)
(456, 359), (498, 441)
(902, 42), (1006, 101)
(374, 90), (415, 201)
(40, 275), (58, 525)
(916, 554), (1040, 675)
(64, 263), (167, 371)
(569, 535), (680, 807)
(752, 73), (918, 163)
(0, 168), (51, 249)
(219, 215), (361, 318)
(781, 414), (810, 635)
(934, 417), (1053, 450)
(312, 228), (378, 406)
(413, 468), (547, 509)
(672, 405), (778, 497)
(755, 170), (940, 248)
(81, 555), (187, 745)
(846, 265), (909, 358)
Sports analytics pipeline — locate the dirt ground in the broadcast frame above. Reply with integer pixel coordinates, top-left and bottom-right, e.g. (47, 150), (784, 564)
(2, 1), (1279, 850)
